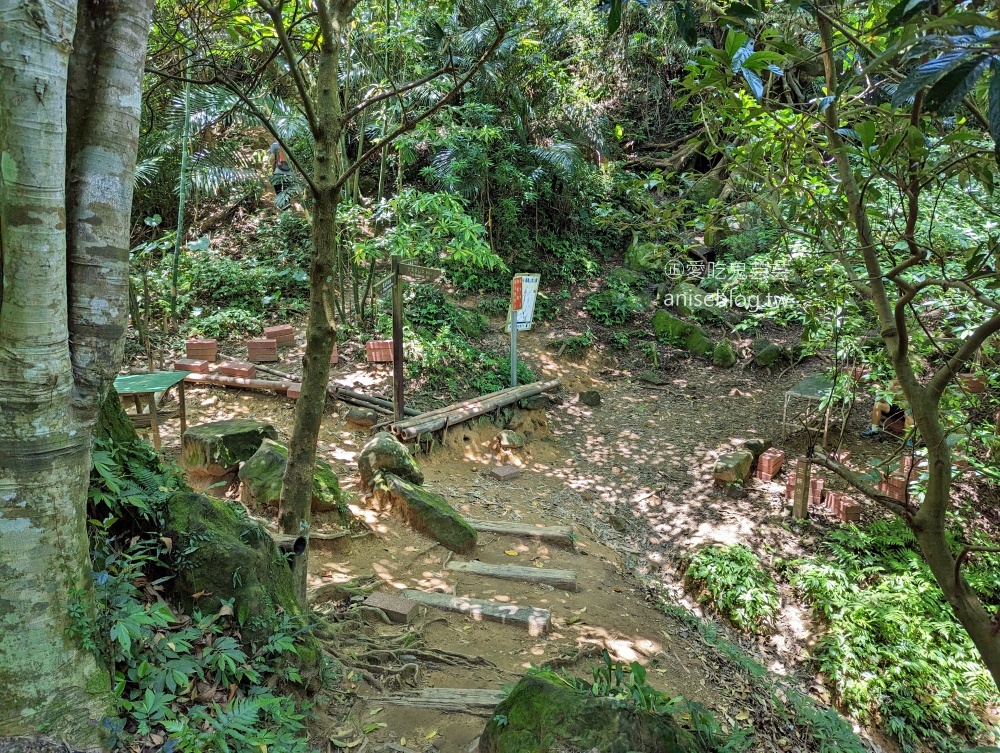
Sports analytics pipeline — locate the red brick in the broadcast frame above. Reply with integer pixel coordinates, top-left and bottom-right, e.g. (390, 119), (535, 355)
(840, 501), (862, 523)
(264, 324), (296, 347)
(287, 382), (302, 399)
(174, 358), (210, 374)
(830, 450), (851, 464)
(220, 361), (256, 378)
(330, 344), (339, 366)
(247, 338), (279, 363)
(366, 340), (394, 363)
(825, 490), (845, 515)
(185, 338), (218, 361)
(757, 469), (776, 481)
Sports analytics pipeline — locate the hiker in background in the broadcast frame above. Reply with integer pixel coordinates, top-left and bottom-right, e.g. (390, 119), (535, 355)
(862, 381), (914, 440)
(269, 142), (293, 206)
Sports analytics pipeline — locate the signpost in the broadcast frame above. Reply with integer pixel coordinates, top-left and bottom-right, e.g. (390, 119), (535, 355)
(507, 273), (540, 388)
(387, 255), (444, 420)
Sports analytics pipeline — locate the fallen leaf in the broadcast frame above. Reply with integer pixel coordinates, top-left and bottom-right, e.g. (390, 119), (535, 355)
(363, 722), (386, 734)
(505, 549), (518, 556)
(425, 730), (438, 739)
(566, 615), (582, 625)
(369, 707), (383, 716)
(736, 710), (751, 721)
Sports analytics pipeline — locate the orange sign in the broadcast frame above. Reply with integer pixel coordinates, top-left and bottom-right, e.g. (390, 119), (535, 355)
(511, 276), (523, 310)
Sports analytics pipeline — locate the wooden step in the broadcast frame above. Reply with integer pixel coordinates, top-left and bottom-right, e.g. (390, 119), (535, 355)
(370, 688), (504, 716)
(465, 518), (574, 548)
(446, 560), (578, 591)
(402, 589), (551, 634)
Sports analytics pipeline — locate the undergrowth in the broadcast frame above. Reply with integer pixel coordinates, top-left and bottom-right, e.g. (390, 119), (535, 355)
(786, 519), (1000, 752)
(81, 435), (322, 752)
(683, 544), (780, 634)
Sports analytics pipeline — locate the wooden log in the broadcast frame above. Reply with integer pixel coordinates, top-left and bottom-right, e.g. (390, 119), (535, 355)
(464, 518), (575, 548)
(446, 560), (578, 591)
(370, 688), (505, 715)
(393, 380), (560, 440)
(402, 589), (551, 634)
(183, 373), (292, 393)
(329, 385), (420, 417)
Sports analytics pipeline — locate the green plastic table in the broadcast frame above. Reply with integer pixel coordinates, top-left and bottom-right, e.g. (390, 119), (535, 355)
(114, 371), (190, 450)
(782, 374), (838, 446)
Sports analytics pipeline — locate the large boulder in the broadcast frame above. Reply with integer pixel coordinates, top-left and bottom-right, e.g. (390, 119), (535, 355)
(712, 450), (754, 484)
(672, 281), (726, 323)
(181, 419), (277, 475)
(374, 472), (477, 554)
(239, 439), (347, 516)
(163, 491), (317, 670)
(479, 672), (700, 753)
(751, 338), (787, 368)
(358, 432), (424, 489)
(652, 311), (714, 357)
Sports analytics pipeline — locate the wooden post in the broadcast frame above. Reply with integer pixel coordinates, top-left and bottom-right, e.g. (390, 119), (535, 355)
(391, 254), (404, 421)
(510, 307), (518, 388)
(792, 456), (810, 519)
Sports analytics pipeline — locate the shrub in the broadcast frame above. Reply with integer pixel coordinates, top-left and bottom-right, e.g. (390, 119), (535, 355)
(585, 289), (643, 325)
(407, 286), (486, 339)
(684, 544), (780, 633)
(790, 520), (998, 751)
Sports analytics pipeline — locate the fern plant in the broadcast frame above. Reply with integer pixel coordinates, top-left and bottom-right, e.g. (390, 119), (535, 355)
(683, 544), (780, 633)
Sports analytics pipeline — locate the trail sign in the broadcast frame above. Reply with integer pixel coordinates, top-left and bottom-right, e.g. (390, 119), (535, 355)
(507, 273), (540, 388)
(399, 262), (443, 283)
(376, 275), (393, 297)
(506, 273), (539, 333)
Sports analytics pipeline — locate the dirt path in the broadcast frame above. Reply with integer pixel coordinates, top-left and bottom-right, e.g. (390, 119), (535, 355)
(152, 323), (892, 752)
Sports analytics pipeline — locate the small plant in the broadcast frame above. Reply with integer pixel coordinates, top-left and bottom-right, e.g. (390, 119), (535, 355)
(550, 329), (595, 358)
(684, 544), (780, 633)
(611, 331), (630, 349)
(584, 289), (643, 325)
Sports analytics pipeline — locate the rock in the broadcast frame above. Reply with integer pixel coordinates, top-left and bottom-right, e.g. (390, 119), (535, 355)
(754, 343), (785, 368)
(163, 491), (317, 670)
(579, 390), (602, 407)
(374, 472), (477, 553)
(640, 370), (670, 385)
(238, 439), (347, 516)
(743, 438), (771, 459)
(478, 672), (699, 753)
(713, 340), (736, 368)
(651, 311), (714, 357)
(346, 406), (379, 428)
(672, 281), (726, 322)
(181, 419), (277, 476)
(357, 432), (424, 489)
(498, 430), (525, 448)
(712, 450), (754, 484)
(519, 394), (550, 411)
(688, 174), (723, 205)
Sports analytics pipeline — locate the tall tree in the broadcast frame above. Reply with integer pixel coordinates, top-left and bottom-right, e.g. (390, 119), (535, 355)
(0, 0), (153, 747)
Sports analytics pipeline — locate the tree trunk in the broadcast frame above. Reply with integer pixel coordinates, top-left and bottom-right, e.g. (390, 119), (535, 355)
(0, 0), (152, 746)
(278, 20), (344, 604)
(0, 0), (109, 745)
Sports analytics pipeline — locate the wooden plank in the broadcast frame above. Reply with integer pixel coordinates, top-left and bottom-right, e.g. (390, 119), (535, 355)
(402, 590), (551, 634)
(465, 518), (574, 548)
(370, 688), (504, 716)
(447, 560), (578, 592)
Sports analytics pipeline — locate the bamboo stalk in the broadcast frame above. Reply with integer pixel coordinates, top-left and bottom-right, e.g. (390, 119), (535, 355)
(183, 373), (292, 392)
(392, 382), (548, 430)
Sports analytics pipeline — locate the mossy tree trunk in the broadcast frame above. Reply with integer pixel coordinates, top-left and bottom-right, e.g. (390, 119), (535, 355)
(0, 0), (153, 746)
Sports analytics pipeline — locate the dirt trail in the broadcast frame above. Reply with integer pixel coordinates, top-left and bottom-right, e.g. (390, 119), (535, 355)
(152, 322), (890, 753)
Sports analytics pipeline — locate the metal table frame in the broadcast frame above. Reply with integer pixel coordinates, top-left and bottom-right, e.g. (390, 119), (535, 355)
(113, 371), (190, 450)
(781, 374), (840, 447)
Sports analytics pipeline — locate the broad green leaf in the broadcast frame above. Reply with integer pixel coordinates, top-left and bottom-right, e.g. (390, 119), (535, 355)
(891, 50), (969, 107)
(989, 59), (1000, 162)
(924, 55), (989, 114)
(607, 0), (622, 34)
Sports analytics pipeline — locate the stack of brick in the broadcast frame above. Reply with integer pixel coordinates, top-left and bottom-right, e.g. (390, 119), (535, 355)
(366, 340), (393, 363)
(264, 324), (296, 348)
(756, 448), (784, 481)
(220, 361), (256, 378)
(174, 358), (210, 374)
(185, 338), (218, 361)
(247, 338), (279, 363)
(878, 474), (907, 501)
(824, 490), (862, 522)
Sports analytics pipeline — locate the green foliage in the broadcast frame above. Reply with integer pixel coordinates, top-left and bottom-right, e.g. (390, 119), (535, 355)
(527, 652), (752, 752)
(789, 520), (999, 751)
(407, 286), (486, 339)
(584, 288), (644, 325)
(684, 545), (780, 634)
(549, 329), (596, 358)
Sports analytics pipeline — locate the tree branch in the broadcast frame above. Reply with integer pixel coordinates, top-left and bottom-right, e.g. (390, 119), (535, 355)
(927, 310), (1000, 398)
(812, 447), (912, 519)
(330, 12), (505, 196)
(343, 64), (457, 124)
(259, 0), (319, 133)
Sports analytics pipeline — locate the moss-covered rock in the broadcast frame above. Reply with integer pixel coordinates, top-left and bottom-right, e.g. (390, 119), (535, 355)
(713, 340), (736, 368)
(688, 175), (723, 206)
(712, 450), (754, 484)
(478, 673), (699, 753)
(751, 339), (787, 368)
(163, 492), (317, 667)
(181, 419), (277, 475)
(652, 311), (714, 357)
(238, 439), (347, 517)
(358, 432), (424, 489)
(375, 472), (477, 553)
